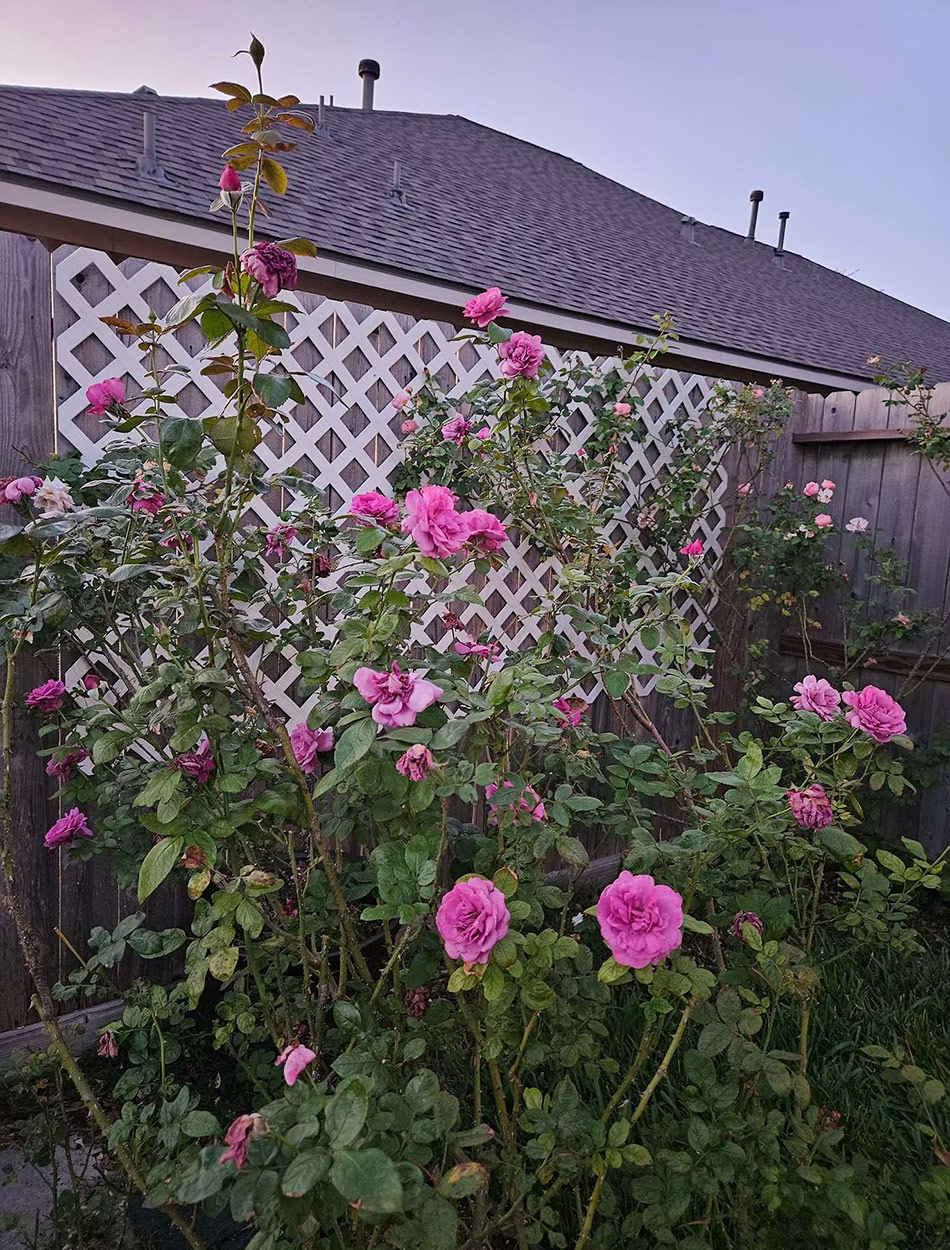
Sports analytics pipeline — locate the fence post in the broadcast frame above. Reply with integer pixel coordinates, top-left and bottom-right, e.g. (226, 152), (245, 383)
(0, 231), (59, 1033)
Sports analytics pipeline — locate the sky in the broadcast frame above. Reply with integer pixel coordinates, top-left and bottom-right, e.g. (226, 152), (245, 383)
(2, 0), (949, 318)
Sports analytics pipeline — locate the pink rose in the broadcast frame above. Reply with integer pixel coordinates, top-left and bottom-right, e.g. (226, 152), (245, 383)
(442, 415), (473, 446)
(290, 723), (334, 774)
(553, 696), (585, 727)
(803, 481), (820, 497)
(485, 780), (546, 823)
(392, 393), (409, 411)
(821, 479), (836, 491)
(44, 807), (94, 849)
(350, 491), (399, 527)
(841, 685), (906, 743)
(787, 784), (834, 829)
(737, 482), (752, 496)
(86, 377), (125, 414)
(220, 1114), (267, 1170)
(174, 737), (215, 784)
(400, 419), (417, 435)
(83, 673), (101, 690)
(729, 911), (764, 941)
(219, 163), (242, 192)
(240, 241), (298, 298)
(4, 476), (39, 502)
(753, 387), (765, 399)
(577, 447), (586, 458)
(436, 876), (510, 965)
(402, 485), (468, 558)
(265, 523), (298, 558)
(892, 613), (911, 628)
(814, 514), (833, 529)
(275, 1041), (316, 1086)
(462, 287), (509, 328)
(596, 871), (683, 968)
(126, 478), (165, 515)
(454, 634), (500, 660)
(46, 747), (89, 781)
(791, 674), (841, 721)
(680, 539), (704, 556)
(462, 508), (508, 555)
(396, 743), (435, 781)
(475, 426), (491, 440)
(353, 662), (442, 728)
(97, 1031), (118, 1059)
(498, 331), (544, 378)
(26, 678), (66, 712)
(613, 401), (631, 416)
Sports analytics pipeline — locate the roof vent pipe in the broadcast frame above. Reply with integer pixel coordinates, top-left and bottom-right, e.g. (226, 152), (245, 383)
(746, 189), (764, 241)
(775, 210), (790, 255)
(359, 58), (380, 110)
(136, 111), (168, 181)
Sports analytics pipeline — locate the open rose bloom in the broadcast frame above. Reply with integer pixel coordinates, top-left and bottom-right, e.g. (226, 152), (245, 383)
(353, 662), (442, 727)
(791, 675), (840, 721)
(842, 685), (906, 743)
(596, 872), (683, 968)
(437, 876), (510, 964)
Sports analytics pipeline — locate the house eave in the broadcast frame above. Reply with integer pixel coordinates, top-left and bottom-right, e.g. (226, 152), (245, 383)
(0, 174), (870, 395)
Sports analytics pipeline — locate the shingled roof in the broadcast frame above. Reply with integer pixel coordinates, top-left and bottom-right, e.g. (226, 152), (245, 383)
(1, 83), (948, 387)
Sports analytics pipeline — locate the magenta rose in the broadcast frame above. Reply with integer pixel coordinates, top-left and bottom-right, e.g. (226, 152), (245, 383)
(174, 737), (215, 784)
(44, 807), (94, 849)
(219, 1114), (267, 1170)
(791, 674), (841, 721)
(485, 780), (546, 823)
(729, 911), (764, 941)
(596, 871), (683, 968)
(86, 377), (125, 414)
(454, 634), (500, 660)
(402, 485), (468, 558)
(679, 539), (703, 557)
(786, 784), (834, 829)
(266, 523), (298, 558)
(46, 746), (89, 781)
(442, 415), (474, 446)
(353, 662), (442, 728)
(396, 743), (435, 781)
(436, 876), (510, 965)
(126, 477), (165, 515)
(553, 696), (585, 727)
(291, 723), (334, 774)
(275, 1041), (316, 1086)
(498, 330), (545, 379)
(463, 287), (509, 328)
(841, 685), (906, 743)
(219, 163), (242, 193)
(240, 241), (298, 298)
(26, 679), (66, 712)
(462, 508), (508, 555)
(350, 491), (400, 527)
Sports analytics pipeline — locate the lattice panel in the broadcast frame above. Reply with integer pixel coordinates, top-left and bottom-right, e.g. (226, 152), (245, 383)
(53, 247), (726, 715)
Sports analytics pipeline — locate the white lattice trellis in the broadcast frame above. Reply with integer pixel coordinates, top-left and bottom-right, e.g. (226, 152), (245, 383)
(53, 247), (727, 715)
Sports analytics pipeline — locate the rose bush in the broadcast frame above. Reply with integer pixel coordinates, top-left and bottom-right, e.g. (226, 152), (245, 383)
(0, 40), (946, 1250)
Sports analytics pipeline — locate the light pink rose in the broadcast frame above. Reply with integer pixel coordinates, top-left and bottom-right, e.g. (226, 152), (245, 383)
(395, 743), (435, 780)
(436, 876), (510, 964)
(814, 514), (833, 529)
(841, 685), (906, 743)
(596, 872), (683, 968)
(786, 784), (834, 829)
(350, 491), (399, 527)
(174, 737), (215, 784)
(462, 508), (508, 555)
(265, 523), (298, 558)
(392, 393), (409, 411)
(400, 419), (417, 435)
(463, 287), (509, 328)
(679, 539), (704, 556)
(26, 679), (66, 712)
(402, 485), (468, 558)
(498, 331), (544, 379)
(353, 662), (442, 728)
(892, 613), (911, 628)
(219, 163), (242, 192)
(613, 401), (631, 416)
(821, 479), (836, 491)
(454, 634), (500, 660)
(275, 1041), (316, 1086)
(44, 807), (93, 849)
(737, 482), (752, 496)
(442, 415), (473, 446)
(219, 1114), (267, 1170)
(240, 241), (298, 298)
(803, 481), (820, 497)
(485, 780), (546, 823)
(4, 476), (39, 502)
(753, 387), (765, 399)
(86, 377), (125, 414)
(290, 723), (334, 774)
(845, 517), (869, 533)
(791, 674), (841, 721)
